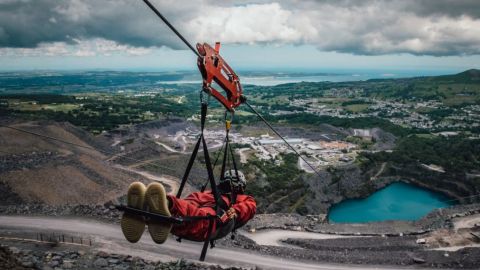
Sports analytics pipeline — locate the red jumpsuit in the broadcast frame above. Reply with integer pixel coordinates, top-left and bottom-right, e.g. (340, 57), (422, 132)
(168, 191), (256, 241)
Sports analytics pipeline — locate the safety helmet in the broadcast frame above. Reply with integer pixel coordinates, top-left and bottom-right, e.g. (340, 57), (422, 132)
(220, 170), (246, 192)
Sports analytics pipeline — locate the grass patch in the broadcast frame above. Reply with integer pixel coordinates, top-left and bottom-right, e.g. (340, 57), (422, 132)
(344, 104), (369, 113)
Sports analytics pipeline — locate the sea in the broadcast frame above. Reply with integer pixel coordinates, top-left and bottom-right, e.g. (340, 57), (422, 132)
(156, 69), (460, 86)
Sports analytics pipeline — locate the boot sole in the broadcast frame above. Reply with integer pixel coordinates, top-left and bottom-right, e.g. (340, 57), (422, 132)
(145, 182), (172, 244)
(121, 182), (146, 243)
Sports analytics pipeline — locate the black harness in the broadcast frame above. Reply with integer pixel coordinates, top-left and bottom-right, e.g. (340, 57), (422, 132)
(175, 100), (241, 255)
(117, 99), (241, 261)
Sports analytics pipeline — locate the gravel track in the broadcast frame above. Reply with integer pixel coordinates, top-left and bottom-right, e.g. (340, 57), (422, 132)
(0, 216), (438, 270)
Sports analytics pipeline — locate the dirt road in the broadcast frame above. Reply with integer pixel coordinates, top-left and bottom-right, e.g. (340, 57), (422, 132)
(0, 216), (419, 270)
(237, 147), (250, 164)
(298, 157), (317, 173)
(155, 141), (182, 153)
(113, 164), (185, 194)
(453, 213), (480, 231)
(239, 229), (351, 247)
(371, 162), (387, 180)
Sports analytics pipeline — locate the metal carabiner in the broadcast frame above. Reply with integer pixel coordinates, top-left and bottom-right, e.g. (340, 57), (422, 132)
(224, 110), (234, 130)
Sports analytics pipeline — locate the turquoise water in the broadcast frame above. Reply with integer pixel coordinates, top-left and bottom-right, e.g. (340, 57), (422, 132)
(328, 182), (455, 223)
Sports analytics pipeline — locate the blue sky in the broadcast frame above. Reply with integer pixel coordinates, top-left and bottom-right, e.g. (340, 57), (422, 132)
(1, 1), (480, 73)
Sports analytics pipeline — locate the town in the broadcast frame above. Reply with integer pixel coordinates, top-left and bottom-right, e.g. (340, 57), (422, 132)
(154, 126), (359, 172)
(290, 95), (480, 131)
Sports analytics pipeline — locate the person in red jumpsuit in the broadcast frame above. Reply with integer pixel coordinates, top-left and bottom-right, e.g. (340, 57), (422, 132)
(121, 170), (256, 244)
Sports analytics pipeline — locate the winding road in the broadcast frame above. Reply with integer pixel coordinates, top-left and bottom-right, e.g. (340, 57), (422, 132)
(298, 157), (318, 173)
(237, 147), (250, 164)
(239, 229), (350, 247)
(371, 162), (387, 180)
(155, 141), (183, 153)
(0, 216), (422, 270)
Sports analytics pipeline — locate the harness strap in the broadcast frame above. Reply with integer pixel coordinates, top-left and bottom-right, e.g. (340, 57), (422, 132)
(176, 102), (220, 262)
(176, 135), (201, 198)
(199, 215), (215, 261)
(201, 134), (221, 211)
(177, 102), (220, 204)
(228, 141), (239, 204)
(201, 136), (227, 192)
(172, 101), (238, 261)
(180, 215), (216, 222)
(220, 129), (230, 180)
(218, 118), (240, 206)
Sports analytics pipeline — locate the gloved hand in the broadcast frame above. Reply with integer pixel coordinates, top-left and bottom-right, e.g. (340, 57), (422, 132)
(226, 207), (237, 219)
(218, 207), (237, 223)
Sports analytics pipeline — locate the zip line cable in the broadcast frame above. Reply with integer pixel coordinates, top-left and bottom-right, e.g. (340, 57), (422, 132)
(244, 101), (324, 178)
(0, 124), (227, 189)
(140, 0), (323, 178)
(2, 124), (480, 204)
(139, 0), (479, 206)
(0, 124), (177, 173)
(7, 1), (474, 204)
(2, 2), (477, 218)
(142, 0), (200, 57)
(138, 1), (480, 203)
(1, 124), (104, 151)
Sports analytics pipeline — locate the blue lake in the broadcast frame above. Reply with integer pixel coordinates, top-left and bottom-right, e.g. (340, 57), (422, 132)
(328, 182), (455, 223)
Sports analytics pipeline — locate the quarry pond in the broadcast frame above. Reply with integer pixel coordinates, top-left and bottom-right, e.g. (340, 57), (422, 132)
(328, 182), (455, 223)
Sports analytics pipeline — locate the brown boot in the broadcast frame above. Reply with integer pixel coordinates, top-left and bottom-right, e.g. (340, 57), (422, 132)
(120, 182), (146, 243)
(145, 182), (172, 244)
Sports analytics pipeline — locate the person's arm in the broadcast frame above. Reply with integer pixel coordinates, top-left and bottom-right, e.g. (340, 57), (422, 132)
(231, 195), (256, 226)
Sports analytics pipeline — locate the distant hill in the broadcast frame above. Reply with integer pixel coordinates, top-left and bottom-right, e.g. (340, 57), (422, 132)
(357, 69), (480, 105)
(0, 120), (141, 205)
(458, 68), (480, 78)
(254, 68), (480, 106)
(433, 69), (480, 83)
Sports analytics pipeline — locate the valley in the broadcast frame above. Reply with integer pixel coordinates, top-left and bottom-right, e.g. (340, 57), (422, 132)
(0, 70), (479, 269)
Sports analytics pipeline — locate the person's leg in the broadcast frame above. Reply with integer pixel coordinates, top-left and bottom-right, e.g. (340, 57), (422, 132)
(120, 182), (147, 243)
(145, 182), (172, 244)
(144, 182), (217, 242)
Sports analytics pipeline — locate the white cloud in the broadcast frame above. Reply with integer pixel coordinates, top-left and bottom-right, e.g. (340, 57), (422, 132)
(182, 1), (480, 55)
(0, 38), (151, 57)
(53, 0), (91, 22)
(187, 3), (303, 44)
(1, 0), (480, 56)
(0, 42), (68, 57)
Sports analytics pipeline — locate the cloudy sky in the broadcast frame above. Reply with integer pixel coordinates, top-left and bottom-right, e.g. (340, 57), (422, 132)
(1, 0), (480, 72)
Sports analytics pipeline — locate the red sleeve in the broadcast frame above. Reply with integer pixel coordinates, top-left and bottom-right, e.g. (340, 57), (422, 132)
(168, 194), (218, 241)
(232, 194), (256, 225)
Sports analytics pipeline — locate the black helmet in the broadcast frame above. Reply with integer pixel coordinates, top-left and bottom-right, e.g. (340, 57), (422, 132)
(219, 170), (246, 193)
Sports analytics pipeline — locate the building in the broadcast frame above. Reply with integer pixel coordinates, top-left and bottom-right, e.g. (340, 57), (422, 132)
(258, 138), (304, 145)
